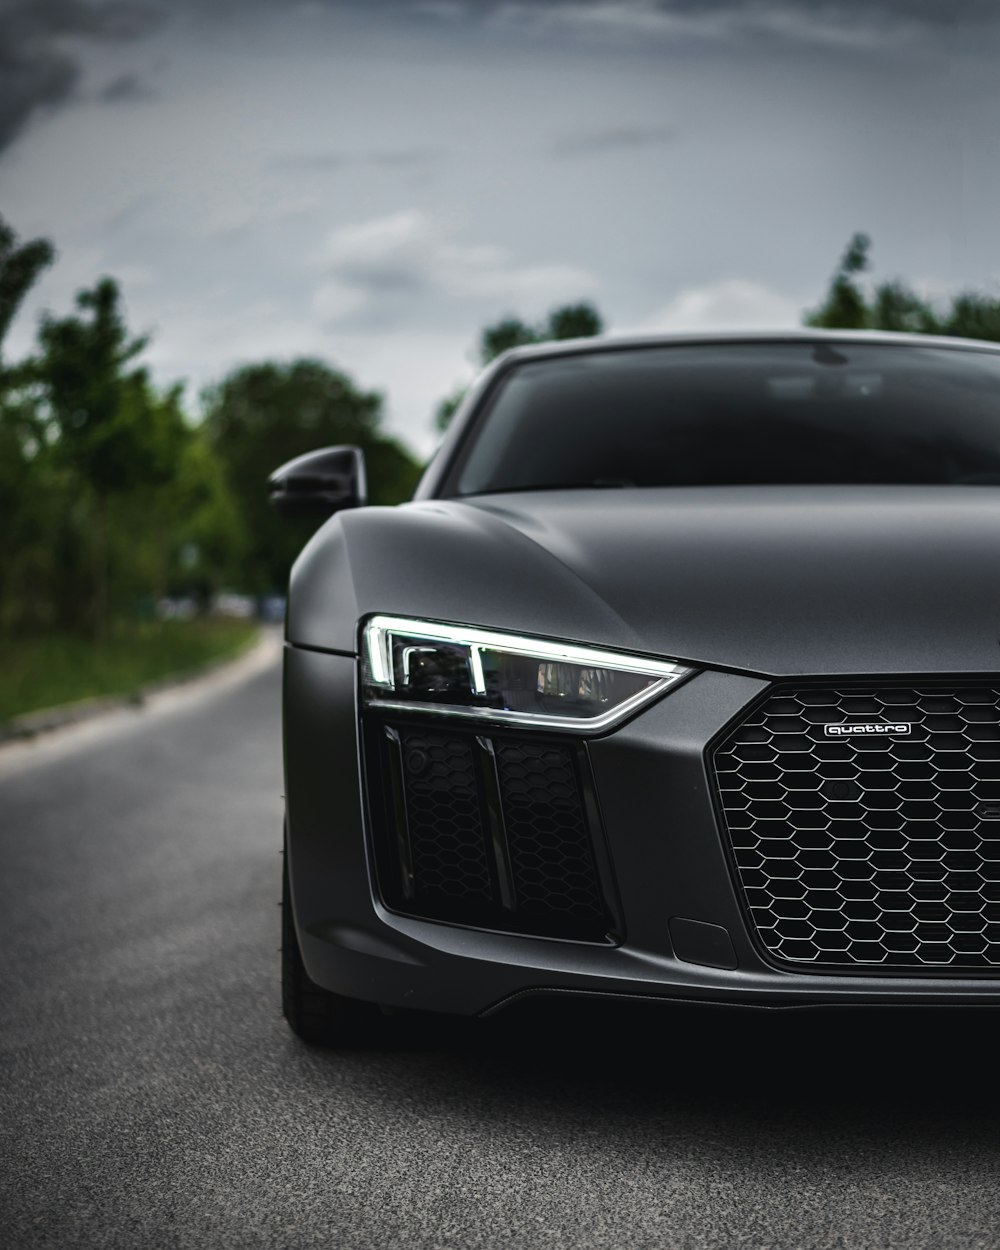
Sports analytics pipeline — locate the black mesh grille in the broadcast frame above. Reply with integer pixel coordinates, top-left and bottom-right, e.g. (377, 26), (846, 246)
(366, 722), (617, 943)
(713, 682), (1000, 971)
(401, 734), (493, 905)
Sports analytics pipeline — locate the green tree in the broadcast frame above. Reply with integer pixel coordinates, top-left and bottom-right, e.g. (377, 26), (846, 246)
(944, 293), (1000, 341)
(0, 215), (54, 356)
(0, 216), (58, 634)
(805, 232), (873, 330)
(478, 301), (605, 366)
(870, 280), (941, 335)
(806, 234), (1000, 343)
(433, 386), (469, 435)
(34, 278), (178, 635)
(435, 300), (605, 432)
(479, 316), (538, 364)
(201, 358), (421, 592)
(544, 301), (603, 343)
(118, 415), (246, 608)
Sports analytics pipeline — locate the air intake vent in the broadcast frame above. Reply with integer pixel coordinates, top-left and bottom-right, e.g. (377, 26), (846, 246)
(365, 722), (618, 943)
(713, 682), (1000, 972)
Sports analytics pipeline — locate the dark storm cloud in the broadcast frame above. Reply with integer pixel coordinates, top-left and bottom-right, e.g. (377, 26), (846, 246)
(153, 0), (1000, 32)
(686, 0), (998, 20)
(0, 0), (162, 151)
(491, 0), (1000, 22)
(0, 37), (75, 152)
(428, 0), (1000, 41)
(550, 124), (676, 158)
(644, 0), (1000, 38)
(2, 0), (993, 160)
(336, 0), (998, 13)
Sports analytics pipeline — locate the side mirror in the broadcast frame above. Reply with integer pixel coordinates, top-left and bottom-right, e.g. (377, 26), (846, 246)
(267, 446), (367, 518)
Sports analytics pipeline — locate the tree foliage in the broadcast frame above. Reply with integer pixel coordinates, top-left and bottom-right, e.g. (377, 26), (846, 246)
(29, 280), (196, 635)
(805, 233), (871, 330)
(807, 233), (1000, 341)
(201, 359), (421, 592)
(0, 211), (424, 636)
(0, 217), (246, 636)
(0, 217), (54, 356)
(477, 301), (604, 366)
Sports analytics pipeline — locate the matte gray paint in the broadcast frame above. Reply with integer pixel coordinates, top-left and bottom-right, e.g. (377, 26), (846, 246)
(283, 332), (1000, 1013)
(286, 647), (1000, 1011)
(288, 485), (1000, 677)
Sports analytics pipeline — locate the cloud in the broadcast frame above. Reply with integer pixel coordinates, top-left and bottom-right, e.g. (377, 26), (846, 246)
(487, 0), (1000, 49)
(634, 278), (802, 333)
(364, 148), (441, 169)
(0, 0), (162, 152)
(98, 71), (152, 103)
(0, 38), (76, 153)
(202, 192), (322, 238)
(3, 0), (994, 161)
(269, 147), (441, 174)
(143, 297), (464, 456)
(302, 0), (1000, 21)
(313, 210), (598, 330)
(411, 1), (468, 19)
(550, 124), (676, 158)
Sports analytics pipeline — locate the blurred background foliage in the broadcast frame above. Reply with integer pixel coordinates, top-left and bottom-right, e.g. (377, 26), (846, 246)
(807, 233), (1000, 339)
(3, 210), (1000, 721)
(0, 213), (425, 647)
(201, 360), (420, 593)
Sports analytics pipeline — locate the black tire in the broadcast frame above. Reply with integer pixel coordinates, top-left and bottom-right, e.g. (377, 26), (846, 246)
(281, 835), (384, 1046)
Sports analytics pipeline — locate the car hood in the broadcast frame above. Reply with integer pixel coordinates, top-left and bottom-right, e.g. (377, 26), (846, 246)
(289, 485), (1000, 677)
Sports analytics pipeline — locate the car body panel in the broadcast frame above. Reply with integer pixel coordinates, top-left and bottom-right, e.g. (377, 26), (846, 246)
(288, 486), (1000, 678)
(282, 331), (1000, 1015)
(284, 645), (1000, 1012)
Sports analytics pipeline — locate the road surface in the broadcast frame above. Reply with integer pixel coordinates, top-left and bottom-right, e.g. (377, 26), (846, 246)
(2, 652), (1000, 1248)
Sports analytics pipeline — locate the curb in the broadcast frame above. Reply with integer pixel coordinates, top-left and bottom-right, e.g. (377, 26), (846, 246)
(0, 628), (274, 746)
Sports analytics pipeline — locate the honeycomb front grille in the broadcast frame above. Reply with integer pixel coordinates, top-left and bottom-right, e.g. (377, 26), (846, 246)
(713, 683), (1000, 971)
(366, 722), (617, 943)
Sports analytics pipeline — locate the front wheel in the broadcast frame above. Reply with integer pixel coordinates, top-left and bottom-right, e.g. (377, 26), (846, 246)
(281, 835), (385, 1046)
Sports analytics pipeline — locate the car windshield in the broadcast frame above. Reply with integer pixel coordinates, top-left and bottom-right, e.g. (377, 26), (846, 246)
(454, 342), (1000, 495)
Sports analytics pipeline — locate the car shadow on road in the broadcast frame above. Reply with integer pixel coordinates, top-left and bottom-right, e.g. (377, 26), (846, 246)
(307, 997), (1000, 1152)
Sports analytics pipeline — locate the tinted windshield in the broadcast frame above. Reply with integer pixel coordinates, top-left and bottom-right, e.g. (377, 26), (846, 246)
(454, 342), (1000, 495)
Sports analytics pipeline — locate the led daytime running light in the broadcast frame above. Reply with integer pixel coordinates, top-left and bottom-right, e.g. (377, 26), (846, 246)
(362, 615), (694, 732)
(365, 616), (688, 687)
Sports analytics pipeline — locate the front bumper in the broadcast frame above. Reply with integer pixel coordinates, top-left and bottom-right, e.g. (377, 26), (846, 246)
(283, 644), (1000, 1014)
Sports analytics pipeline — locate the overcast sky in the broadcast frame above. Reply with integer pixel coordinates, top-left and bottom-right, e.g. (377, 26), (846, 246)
(2, 0), (999, 454)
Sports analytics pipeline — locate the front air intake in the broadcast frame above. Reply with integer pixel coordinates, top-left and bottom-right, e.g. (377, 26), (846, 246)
(364, 721), (619, 943)
(712, 681), (1000, 972)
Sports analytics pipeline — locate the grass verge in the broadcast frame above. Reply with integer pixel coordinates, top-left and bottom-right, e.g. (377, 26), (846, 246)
(0, 619), (260, 725)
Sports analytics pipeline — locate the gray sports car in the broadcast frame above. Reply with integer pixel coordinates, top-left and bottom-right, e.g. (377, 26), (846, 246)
(271, 330), (1000, 1044)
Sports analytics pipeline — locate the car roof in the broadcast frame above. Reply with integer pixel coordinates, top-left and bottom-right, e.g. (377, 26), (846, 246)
(498, 327), (1000, 363)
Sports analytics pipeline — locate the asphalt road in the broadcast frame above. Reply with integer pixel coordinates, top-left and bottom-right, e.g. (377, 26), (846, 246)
(3, 654), (1000, 1249)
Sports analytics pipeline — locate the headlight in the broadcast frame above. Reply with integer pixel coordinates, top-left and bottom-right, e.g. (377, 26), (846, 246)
(361, 615), (695, 732)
